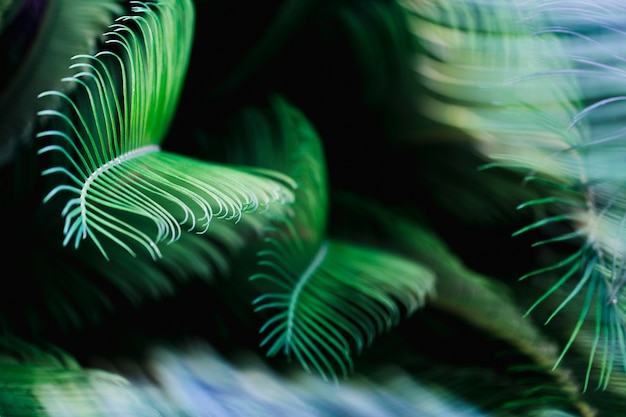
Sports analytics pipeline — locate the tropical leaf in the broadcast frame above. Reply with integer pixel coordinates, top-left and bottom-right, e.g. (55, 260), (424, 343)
(253, 238), (435, 381)
(36, 0), (296, 261)
(530, 284), (626, 415)
(329, 191), (598, 416)
(1, 96), (318, 339)
(34, 94), (323, 333)
(400, 0), (626, 390)
(248, 131), (435, 381)
(208, 91), (435, 381)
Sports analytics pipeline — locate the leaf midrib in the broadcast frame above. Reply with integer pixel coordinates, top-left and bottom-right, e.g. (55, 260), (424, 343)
(80, 144), (161, 238)
(285, 241), (329, 352)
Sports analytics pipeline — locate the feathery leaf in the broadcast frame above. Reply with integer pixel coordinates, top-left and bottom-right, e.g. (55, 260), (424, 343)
(330, 191), (598, 416)
(242, 103), (436, 379)
(402, 0), (626, 389)
(209, 91), (439, 380)
(37, 0), (296, 261)
(253, 239), (435, 381)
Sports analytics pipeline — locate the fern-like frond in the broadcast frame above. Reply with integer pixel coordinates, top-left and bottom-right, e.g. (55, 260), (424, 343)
(330, 192), (598, 414)
(216, 93), (437, 381)
(401, 0), (626, 389)
(252, 239), (435, 381)
(5, 96), (319, 336)
(37, 0), (296, 261)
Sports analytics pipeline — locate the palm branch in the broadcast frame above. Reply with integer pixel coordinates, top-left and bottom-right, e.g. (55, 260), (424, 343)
(36, 0), (296, 261)
(253, 236), (436, 381)
(198, 95), (437, 381)
(401, 0), (626, 390)
(329, 191), (603, 415)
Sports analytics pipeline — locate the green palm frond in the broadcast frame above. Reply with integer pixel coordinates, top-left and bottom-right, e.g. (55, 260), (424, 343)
(40, 94), (324, 330)
(5, 95), (316, 338)
(243, 104), (436, 379)
(253, 238), (435, 381)
(534, 286), (626, 414)
(330, 191), (598, 416)
(205, 90), (440, 381)
(401, 0), (626, 389)
(37, 0), (296, 261)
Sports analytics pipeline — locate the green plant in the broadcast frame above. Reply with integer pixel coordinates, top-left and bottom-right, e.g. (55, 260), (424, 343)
(2, 0), (626, 415)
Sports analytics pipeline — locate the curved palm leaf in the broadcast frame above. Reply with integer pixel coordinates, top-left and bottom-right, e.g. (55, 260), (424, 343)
(213, 92), (432, 378)
(242, 103), (436, 379)
(401, 0), (626, 389)
(253, 239), (435, 381)
(535, 285), (626, 415)
(37, 0), (296, 261)
(7, 96), (321, 339)
(330, 191), (599, 416)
